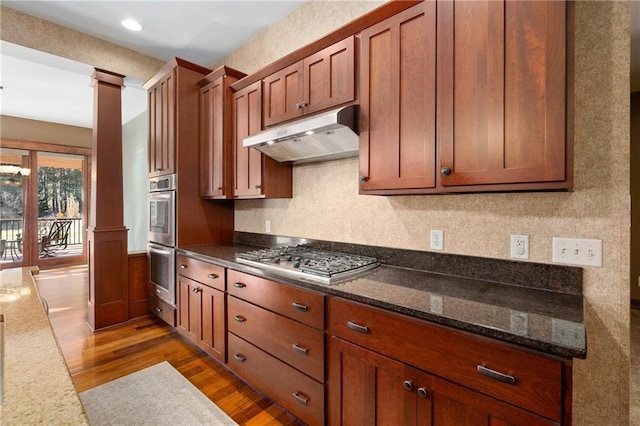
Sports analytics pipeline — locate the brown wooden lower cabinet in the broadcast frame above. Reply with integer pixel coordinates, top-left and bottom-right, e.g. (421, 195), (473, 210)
(228, 333), (325, 426)
(147, 292), (176, 327)
(176, 274), (226, 363)
(328, 336), (556, 426)
(327, 297), (571, 425)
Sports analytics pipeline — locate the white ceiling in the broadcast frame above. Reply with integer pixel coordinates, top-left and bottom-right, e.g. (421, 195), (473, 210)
(0, 1), (305, 128)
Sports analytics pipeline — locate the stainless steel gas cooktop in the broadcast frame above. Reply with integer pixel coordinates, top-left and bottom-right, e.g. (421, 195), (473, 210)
(236, 246), (379, 283)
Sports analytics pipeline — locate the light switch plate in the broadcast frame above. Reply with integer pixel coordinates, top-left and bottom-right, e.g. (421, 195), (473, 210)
(552, 237), (602, 267)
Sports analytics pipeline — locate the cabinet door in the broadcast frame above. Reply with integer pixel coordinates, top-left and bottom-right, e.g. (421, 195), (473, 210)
(418, 372), (557, 426)
(303, 36), (356, 116)
(200, 77), (225, 198)
(359, 2), (436, 193)
(263, 62), (304, 127)
(176, 275), (200, 343)
(148, 71), (176, 177)
(198, 285), (225, 363)
(328, 337), (418, 425)
(437, 0), (567, 188)
(233, 81), (264, 198)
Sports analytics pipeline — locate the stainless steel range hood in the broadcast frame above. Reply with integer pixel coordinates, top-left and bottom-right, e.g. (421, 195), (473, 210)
(243, 105), (359, 164)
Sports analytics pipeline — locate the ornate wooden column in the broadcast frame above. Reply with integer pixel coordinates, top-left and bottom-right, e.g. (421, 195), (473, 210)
(87, 69), (129, 330)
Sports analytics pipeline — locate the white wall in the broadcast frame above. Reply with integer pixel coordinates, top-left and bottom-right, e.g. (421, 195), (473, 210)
(122, 111), (148, 252)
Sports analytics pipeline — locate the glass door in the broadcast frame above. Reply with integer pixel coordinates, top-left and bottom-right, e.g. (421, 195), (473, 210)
(0, 148), (28, 268)
(37, 152), (86, 268)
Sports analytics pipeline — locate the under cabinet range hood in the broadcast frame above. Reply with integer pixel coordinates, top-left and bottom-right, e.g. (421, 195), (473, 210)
(243, 105), (359, 164)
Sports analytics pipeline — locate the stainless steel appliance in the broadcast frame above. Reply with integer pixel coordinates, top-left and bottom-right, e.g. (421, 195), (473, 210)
(243, 105), (359, 164)
(236, 246), (378, 283)
(148, 174), (177, 306)
(148, 174), (176, 247)
(147, 242), (176, 306)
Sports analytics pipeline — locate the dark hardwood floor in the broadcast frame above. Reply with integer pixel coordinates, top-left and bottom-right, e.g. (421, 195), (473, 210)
(34, 266), (301, 426)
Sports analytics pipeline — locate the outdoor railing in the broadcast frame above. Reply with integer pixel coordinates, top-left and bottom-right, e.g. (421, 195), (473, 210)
(0, 217), (84, 245)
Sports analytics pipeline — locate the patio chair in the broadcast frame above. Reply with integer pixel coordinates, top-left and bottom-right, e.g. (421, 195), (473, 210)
(40, 220), (72, 257)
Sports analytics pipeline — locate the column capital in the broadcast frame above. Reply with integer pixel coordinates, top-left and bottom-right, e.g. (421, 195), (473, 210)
(91, 68), (125, 88)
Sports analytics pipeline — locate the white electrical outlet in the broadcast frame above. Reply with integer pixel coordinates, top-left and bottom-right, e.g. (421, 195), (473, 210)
(510, 234), (529, 260)
(430, 230), (444, 251)
(552, 319), (586, 349)
(510, 310), (528, 335)
(552, 237), (602, 267)
(265, 220), (271, 233)
(430, 295), (444, 314)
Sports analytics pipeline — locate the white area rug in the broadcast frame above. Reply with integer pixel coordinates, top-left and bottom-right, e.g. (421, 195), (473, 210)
(79, 361), (238, 425)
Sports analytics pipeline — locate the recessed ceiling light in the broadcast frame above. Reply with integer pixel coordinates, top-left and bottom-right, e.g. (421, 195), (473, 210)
(121, 19), (142, 32)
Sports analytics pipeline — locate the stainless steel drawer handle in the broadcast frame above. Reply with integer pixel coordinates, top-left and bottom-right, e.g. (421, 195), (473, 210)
(155, 306), (162, 312)
(477, 365), (516, 385)
(292, 391), (309, 406)
(191, 287), (201, 294)
(403, 380), (413, 391)
(233, 353), (247, 363)
(233, 315), (247, 323)
(291, 302), (308, 312)
(179, 264), (188, 269)
(233, 282), (247, 289)
(292, 343), (308, 356)
(347, 321), (369, 334)
(207, 273), (219, 280)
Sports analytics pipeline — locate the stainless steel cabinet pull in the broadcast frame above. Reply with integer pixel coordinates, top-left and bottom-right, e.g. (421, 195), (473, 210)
(292, 391), (309, 406)
(300, 101), (308, 108)
(233, 354), (247, 363)
(155, 306), (162, 312)
(403, 380), (413, 391)
(192, 287), (201, 294)
(292, 344), (308, 355)
(477, 365), (516, 385)
(179, 264), (188, 269)
(207, 273), (218, 280)
(291, 302), (308, 312)
(347, 321), (369, 334)
(417, 387), (429, 398)
(295, 103), (302, 109)
(255, 185), (262, 189)
(233, 315), (247, 323)
(359, 175), (369, 182)
(233, 282), (247, 289)
(441, 167), (451, 176)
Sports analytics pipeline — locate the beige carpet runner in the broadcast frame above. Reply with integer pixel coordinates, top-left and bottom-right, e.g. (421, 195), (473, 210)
(79, 361), (238, 425)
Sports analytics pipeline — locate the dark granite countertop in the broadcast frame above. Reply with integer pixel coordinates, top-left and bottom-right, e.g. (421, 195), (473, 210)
(178, 236), (586, 360)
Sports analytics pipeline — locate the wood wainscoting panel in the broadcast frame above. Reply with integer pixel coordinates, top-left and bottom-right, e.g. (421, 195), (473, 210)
(128, 252), (148, 320)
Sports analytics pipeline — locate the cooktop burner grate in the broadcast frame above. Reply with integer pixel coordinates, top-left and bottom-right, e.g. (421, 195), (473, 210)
(236, 246), (379, 283)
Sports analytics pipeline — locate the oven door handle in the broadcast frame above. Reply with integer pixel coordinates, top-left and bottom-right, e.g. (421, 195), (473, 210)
(148, 245), (173, 256)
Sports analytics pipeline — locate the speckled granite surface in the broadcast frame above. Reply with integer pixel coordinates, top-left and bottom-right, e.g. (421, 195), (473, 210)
(0, 267), (89, 425)
(179, 233), (586, 359)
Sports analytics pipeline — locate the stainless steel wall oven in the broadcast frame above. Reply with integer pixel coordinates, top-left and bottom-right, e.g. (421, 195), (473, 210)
(148, 174), (177, 306)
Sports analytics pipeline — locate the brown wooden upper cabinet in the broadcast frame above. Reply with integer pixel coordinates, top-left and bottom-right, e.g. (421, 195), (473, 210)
(437, 0), (570, 191)
(263, 36), (356, 127)
(360, 0), (571, 194)
(146, 58), (211, 178)
(147, 71), (176, 177)
(359, 2), (436, 193)
(233, 81), (292, 199)
(199, 67), (247, 199)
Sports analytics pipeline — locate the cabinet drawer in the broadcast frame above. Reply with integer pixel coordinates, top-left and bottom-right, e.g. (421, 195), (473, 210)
(228, 333), (324, 426)
(176, 254), (225, 291)
(228, 296), (324, 382)
(328, 297), (564, 422)
(147, 293), (176, 327)
(227, 269), (324, 329)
